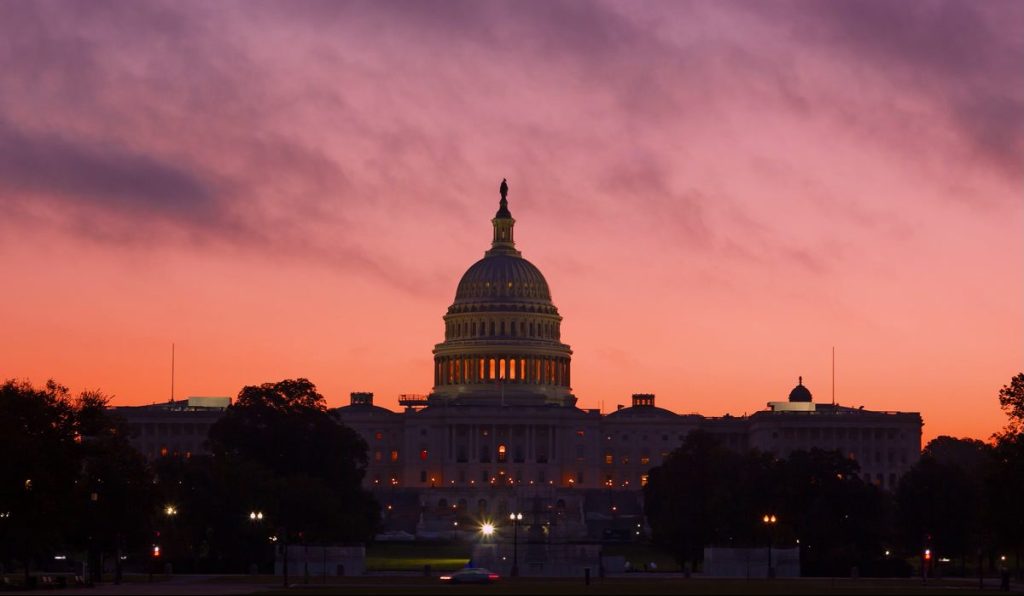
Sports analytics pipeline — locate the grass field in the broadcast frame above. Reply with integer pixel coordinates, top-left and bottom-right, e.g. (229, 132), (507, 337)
(365, 542), (471, 572)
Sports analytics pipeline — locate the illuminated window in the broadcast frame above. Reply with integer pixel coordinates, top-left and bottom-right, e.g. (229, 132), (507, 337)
(160, 447), (168, 457)
(497, 444), (507, 463)
(576, 430), (585, 438)
(640, 454), (650, 465)
(374, 451), (382, 462)
(391, 450), (399, 462)
(621, 455), (630, 465)
(420, 449), (429, 461)
(374, 431), (383, 441)
(604, 452), (613, 465)
(641, 474), (649, 487)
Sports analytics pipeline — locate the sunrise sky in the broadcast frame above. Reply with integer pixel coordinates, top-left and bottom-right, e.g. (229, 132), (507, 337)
(1, 1), (1021, 443)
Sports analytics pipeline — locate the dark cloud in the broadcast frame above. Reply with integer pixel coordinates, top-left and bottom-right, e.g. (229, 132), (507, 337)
(0, 119), (216, 220)
(774, 0), (1024, 179)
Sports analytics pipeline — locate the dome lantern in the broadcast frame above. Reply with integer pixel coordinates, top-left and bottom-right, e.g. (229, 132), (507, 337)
(489, 178), (519, 256)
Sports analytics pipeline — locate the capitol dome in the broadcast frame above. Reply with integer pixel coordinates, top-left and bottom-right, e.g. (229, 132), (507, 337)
(453, 254), (552, 304)
(430, 180), (574, 407)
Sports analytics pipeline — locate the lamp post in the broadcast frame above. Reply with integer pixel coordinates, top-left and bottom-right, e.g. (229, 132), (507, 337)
(762, 514), (777, 579)
(508, 512), (523, 577)
(249, 512), (264, 575)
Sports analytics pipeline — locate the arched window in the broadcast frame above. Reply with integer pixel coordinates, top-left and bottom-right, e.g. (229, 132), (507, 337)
(478, 499), (488, 513)
(497, 444), (507, 463)
(438, 498), (448, 510)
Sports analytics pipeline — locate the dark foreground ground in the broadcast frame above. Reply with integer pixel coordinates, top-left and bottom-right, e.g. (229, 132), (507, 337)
(6, 574), (1022, 595)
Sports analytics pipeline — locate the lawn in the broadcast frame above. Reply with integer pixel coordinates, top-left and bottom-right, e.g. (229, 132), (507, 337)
(365, 542), (471, 572)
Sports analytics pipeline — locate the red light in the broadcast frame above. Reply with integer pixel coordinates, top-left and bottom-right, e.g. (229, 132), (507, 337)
(924, 549), (932, 560)
(152, 545), (161, 558)
(488, 574), (499, 580)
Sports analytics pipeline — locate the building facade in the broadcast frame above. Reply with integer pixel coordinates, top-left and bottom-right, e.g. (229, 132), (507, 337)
(334, 183), (922, 538)
(116, 182), (922, 539)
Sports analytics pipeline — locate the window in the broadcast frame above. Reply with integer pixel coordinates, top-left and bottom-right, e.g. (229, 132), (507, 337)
(420, 470), (427, 483)
(577, 471), (585, 485)
(576, 430), (585, 438)
(481, 470), (490, 483)
(604, 452), (613, 465)
(576, 445), (585, 461)
(641, 474), (649, 487)
(420, 449), (429, 461)
(497, 444), (507, 463)
(640, 453), (650, 465)
(374, 451), (382, 462)
(375, 431), (383, 441)
(391, 450), (399, 462)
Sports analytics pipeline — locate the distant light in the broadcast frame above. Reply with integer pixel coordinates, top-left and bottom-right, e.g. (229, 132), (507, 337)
(54, 555), (67, 561)
(481, 523), (495, 536)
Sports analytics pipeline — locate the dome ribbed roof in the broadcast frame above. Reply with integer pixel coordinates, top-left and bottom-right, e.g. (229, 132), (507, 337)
(454, 254), (551, 303)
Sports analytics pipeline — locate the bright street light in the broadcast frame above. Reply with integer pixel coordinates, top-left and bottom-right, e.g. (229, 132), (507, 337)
(480, 522), (495, 536)
(164, 505), (178, 516)
(250, 511), (264, 521)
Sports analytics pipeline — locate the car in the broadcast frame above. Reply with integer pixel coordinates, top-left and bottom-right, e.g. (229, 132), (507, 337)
(439, 567), (500, 584)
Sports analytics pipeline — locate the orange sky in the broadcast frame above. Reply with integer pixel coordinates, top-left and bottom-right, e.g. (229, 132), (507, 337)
(1, 1), (1022, 444)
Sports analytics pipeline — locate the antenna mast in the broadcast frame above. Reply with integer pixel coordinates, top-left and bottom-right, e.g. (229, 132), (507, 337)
(171, 343), (176, 402)
(831, 346), (835, 406)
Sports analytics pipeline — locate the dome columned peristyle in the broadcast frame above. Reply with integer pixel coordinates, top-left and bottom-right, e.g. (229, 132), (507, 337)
(430, 180), (574, 407)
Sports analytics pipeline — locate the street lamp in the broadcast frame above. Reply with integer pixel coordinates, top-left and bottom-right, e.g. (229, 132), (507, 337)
(250, 511), (264, 522)
(164, 505), (178, 517)
(481, 522), (495, 537)
(509, 512), (523, 577)
(762, 514), (778, 579)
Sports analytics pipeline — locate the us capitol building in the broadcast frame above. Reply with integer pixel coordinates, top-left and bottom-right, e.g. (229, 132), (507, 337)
(331, 181), (922, 539)
(118, 181), (922, 540)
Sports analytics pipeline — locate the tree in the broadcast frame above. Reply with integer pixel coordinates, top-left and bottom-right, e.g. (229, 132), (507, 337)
(206, 379), (379, 548)
(997, 373), (1024, 435)
(70, 391), (156, 581)
(0, 380), (155, 582)
(776, 449), (891, 576)
(644, 431), (774, 569)
(0, 380), (78, 581)
(991, 373), (1024, 576)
